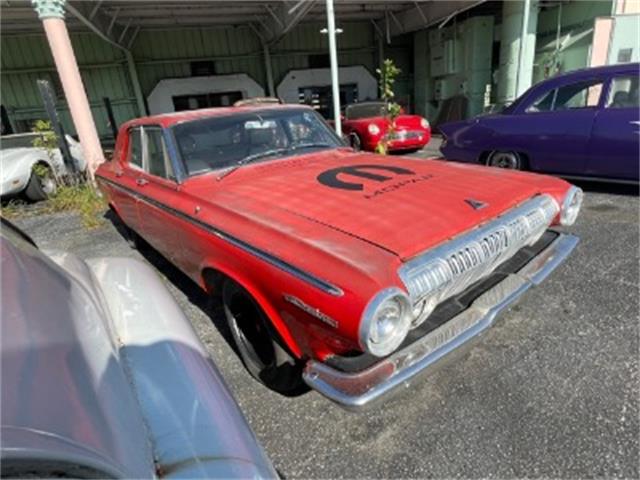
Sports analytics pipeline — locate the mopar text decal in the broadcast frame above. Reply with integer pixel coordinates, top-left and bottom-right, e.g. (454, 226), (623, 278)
(317, 164), (433, 198)
(364, 174), (433, 199)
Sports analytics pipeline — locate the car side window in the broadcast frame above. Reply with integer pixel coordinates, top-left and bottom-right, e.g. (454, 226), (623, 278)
(526, 89), (556, 113)
(606, 76), (639, 109)
(525, 79), (603, 113)
(128, 127), (143, 169)
(144, 127), (175, 180)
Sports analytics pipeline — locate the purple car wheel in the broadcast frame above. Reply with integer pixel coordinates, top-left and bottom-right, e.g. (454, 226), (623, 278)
(487, 151), (522, 170)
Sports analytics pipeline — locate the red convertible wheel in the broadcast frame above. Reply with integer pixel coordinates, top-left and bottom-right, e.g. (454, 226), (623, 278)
(222, 279), (307, 395)
(487, 151), (522, 170)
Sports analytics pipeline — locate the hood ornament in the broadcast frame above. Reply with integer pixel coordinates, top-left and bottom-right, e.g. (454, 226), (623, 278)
(465, 198), (487, 210)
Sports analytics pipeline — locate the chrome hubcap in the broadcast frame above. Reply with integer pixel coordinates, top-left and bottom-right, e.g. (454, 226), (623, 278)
(489, 152), (518, 169)
(40, 176), (56, 195)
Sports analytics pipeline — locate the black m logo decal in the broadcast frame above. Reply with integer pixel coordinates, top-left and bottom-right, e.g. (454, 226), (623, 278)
(317, 164), (415, 191)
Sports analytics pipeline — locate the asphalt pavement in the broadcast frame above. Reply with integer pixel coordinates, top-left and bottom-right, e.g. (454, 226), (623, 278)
(11, 149), (639, 478)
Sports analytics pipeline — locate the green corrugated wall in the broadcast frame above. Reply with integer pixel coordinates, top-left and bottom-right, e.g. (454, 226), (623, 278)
(1, 32), (137, 140)
(1, 21), (412, 140)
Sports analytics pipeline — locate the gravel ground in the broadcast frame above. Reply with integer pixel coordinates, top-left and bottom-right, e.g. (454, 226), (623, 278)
(10, 158), (639, 478)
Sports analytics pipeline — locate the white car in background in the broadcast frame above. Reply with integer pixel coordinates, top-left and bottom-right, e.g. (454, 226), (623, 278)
(0, 132), (85, 201)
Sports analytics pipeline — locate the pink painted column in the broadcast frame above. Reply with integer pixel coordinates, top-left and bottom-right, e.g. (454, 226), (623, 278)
(33, 0), (104, 180)
(590, 17), (614, 68)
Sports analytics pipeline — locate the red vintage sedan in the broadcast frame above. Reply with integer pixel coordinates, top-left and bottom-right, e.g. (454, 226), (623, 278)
(341, 101), (431, 152)
(96, 104), (582, 409)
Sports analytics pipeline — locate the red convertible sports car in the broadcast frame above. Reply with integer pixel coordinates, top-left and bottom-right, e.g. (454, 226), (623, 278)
(341, 101), (431, 152)
(97, 104), (582, 409)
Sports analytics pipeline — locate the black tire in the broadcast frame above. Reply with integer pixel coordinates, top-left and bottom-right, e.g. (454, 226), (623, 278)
(24, 165), (56, 202)
(486, 150), (523, 170)
(222, 278), (307, 395)
(349, 133), (362, 151)
(124, 225), (143, 250)
(109, 205), (143, 249)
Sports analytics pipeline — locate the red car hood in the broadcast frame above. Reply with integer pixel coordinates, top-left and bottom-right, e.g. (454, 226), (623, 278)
(187, 150), (561, 260)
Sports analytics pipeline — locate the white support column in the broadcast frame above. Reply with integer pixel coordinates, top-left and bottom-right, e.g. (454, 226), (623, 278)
(515, 0), (532, 97)
(32, 0), (104, 179)
(326, 0), (341, 136)
(496, 0), (539, 105)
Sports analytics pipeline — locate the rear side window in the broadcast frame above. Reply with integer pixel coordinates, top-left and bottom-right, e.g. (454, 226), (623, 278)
(606, 76), (639, 108)
(128, 127), (143, 169)
(525, 79), (603, 113)
(145, 127), (174, 179)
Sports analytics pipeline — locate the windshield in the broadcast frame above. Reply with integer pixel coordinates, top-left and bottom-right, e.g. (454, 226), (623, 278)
(172, 108), (342, 176)
(345, 102), (385, 120)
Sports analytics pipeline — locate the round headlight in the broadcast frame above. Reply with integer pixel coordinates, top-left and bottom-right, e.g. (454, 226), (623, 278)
(359, 288), (411, 357)
(420, 117), (430, 129)
(368, 123), (381, 135)
(560, 186), (584, 226)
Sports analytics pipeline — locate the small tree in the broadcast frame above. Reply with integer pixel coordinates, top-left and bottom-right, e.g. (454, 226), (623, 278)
(375, 59), (402, 154)
(31, 120), (58, 161)
(30, 120), (59, 181)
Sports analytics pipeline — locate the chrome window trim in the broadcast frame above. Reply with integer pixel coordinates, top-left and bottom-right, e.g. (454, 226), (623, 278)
(97, 175), (343, 297)
(398, 195), (559, 305)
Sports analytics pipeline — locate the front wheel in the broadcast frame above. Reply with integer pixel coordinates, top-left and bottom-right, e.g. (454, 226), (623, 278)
(222, 279), (306, 395)
(24, 165), (56, 201)
(486, 150), (523, 170)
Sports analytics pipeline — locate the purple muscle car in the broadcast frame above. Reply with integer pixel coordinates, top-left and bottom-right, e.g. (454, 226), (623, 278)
(439, 63), (639, 183)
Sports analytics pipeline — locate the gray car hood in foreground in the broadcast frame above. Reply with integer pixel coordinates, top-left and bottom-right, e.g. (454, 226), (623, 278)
(0, 228), (276, 478)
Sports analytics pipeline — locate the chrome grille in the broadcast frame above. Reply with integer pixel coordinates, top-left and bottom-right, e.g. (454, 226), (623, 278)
(398, 195), (559, 307)
(390, 130), (423, 140)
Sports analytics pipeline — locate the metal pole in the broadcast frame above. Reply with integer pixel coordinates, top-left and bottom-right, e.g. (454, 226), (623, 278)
(65, 2), (147, 117)
(263, 43), (275, 97)
(515, 0), (532, 97)
(326, 0), (341, 136)
(37, 79), (75, 173)
(125, 50), (147, 116)
(103, 97), (119, 141)
(40, 16), (104, 180)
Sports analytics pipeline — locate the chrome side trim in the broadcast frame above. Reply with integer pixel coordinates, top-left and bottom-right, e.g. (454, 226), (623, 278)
(303, 233), (579, 410)
(284, 294), (339, 328)
(96, 175), (343, 296)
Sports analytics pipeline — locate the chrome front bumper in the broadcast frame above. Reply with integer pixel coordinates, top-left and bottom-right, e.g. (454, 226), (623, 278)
(303, 233), (579, 410)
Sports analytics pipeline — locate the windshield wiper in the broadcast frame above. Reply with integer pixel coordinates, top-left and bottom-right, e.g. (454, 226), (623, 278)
(291, 142), (334, 151)
(216, 148), (289, 181)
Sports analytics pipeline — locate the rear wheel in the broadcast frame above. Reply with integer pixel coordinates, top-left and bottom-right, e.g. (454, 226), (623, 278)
(109, 205), (143, 249)
(222, 278), (306, 395)
(487, 150), (523, 170)
(24, 164), (56, 201)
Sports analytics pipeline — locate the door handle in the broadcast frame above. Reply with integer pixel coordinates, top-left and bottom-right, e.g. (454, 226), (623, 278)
(136, 178), (148, 186)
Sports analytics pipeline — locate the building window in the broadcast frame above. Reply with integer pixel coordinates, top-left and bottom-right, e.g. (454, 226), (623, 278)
(190, 61), (216, 77)
(172, 91), (243, 111)
(297, 83), (358, 118)
(308, 54), (331, 69)
(617, 48), (633, 63)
